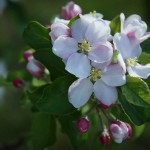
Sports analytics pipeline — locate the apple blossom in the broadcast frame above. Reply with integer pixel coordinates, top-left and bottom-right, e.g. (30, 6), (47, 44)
(120, 13), (150, 42)
(52, 15), (113, 78)
(68, 63), (126, 108)
(114, 33), (150, 79)
(61, 1), (82, 20)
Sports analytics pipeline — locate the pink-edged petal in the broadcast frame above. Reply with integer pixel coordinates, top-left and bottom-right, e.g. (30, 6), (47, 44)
(113, 33), (142, 59)
(140, 32), (150, 43)
(94, 79), (118, 106)
(123, 14), (147, 39)
(88, 42), (113, 63)
(71, 15), (89, 42)
(50, 23), (70, 42)
(127, 63), (150, 79)
(65, 53), (91, 78)
(53, 36), (78, 59)
(85, 19), (110, 46)
(101, 64), (126, 87)
(68, 78), (93, 108)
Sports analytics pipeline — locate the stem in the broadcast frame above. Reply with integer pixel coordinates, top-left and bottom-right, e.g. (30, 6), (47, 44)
(100, 108), (115, 123)
(96, 106), (105, 131)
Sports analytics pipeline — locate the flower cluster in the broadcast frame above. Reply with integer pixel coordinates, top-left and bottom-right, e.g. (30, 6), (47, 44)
(50, 1), (150, 109)
(48, 1), (150, 146)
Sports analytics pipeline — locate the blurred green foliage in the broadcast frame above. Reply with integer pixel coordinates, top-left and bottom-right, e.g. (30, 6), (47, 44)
(0, 0), (150, 150)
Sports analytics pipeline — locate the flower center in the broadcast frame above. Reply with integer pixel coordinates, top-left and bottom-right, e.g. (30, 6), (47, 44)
(89, 68), (101, 82)
(78, 40), (91, 54)
(126, 58), (137, 67)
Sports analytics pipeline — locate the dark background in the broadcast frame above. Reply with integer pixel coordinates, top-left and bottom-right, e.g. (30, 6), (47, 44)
(0, 0), (150, 149)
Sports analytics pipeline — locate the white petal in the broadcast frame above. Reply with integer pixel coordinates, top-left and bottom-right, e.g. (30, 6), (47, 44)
(118, 53), (126, 73)
(88, 42), (113, 63)
(113, 33), (142, 59)
(85, 19), (110, 45)
(71, 15), (89, 42)
(127, 63), (150, 79)
(120, 13), (125, 32)
(101, 64), (126, 87)
(53, 36), (78, 59)
(65, 53), (91, 78)
(68, 78), (93, 108)
(54, 17), (69, 25)
(94, 79), (118, 106)
(91, 61), (111, 70)
(140, 32), (150, 43)
(50, 23), (70, 42)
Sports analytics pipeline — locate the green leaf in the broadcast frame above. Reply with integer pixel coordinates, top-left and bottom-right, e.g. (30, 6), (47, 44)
(33, 48), (68, 81)
(141, 38), (150, 54)
(138, 52), (150, 65)
(121, 76), (150, 106)
(119, 76), (150, 125)
(23, 21), (51, 49)
(31, 113), (56, 150)
(109, 15), (121, 35)
(67, 15), (80, 27)
(119, 90), (150, 125)
(132, 124), (145, 139)
(28, 75), (77, 115)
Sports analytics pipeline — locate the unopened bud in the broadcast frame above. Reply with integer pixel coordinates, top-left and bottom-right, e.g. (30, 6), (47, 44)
(76, 117), (90, 134)
(12, 78), (24, 88)
(109, 120), (132, 143)
(99, 129), (110, 146)
(23, 50), (33, 62)
(26, 59), (45, 78)
(61, 1), (82, 20)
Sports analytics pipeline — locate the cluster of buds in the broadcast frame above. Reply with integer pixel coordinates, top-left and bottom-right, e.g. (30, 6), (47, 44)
(76, 116), (132, 146)
(12, 50), (45, 88)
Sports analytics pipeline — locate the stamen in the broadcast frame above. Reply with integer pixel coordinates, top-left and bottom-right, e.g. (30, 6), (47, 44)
(78, 40), (91, 54)
(89, 68), (101, 82)
(126, 58), (138, 67)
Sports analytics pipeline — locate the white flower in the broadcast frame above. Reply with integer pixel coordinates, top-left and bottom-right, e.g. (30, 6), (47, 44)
(120, 13), (150, 42)
(68, 63), (126, 108)
(52, 15), (113, 78)
(114, 33), (150, 79)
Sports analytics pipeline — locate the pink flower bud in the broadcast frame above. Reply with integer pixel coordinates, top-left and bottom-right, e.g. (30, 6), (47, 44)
(98, 102), (113, 109)
(99, 129), (110, 146)
(76, 117), (90, 134)
(12, 78), (24, 88)
(61, 1), (82, 20)
(23, 50), (33, 62)
(26, 59), (45, 78)
(109, 121), (131, 143)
